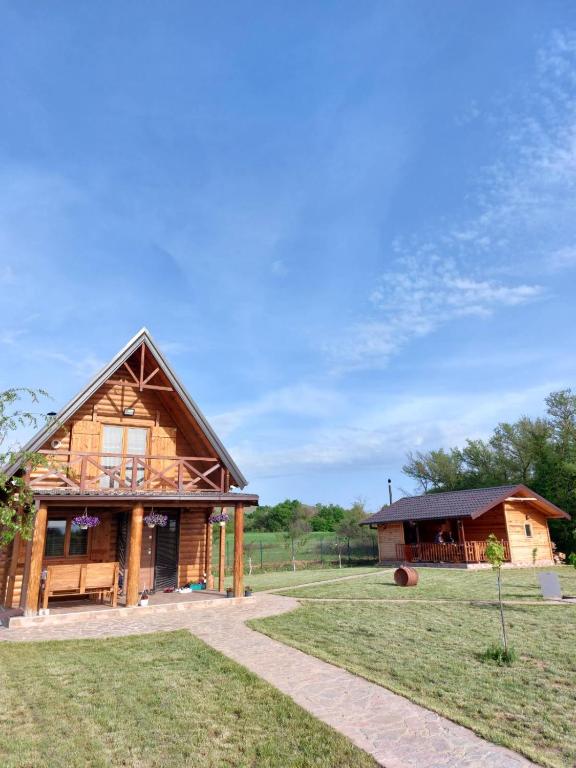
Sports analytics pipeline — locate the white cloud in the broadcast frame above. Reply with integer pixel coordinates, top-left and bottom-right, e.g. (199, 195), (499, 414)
(33, 351), (105, 379)
(229, 382), (556, 480)
(325, 32), (576, 373)
(0, 328), (26, 345)
(211, 384), (344, 437)
(327, 256), (543, 371)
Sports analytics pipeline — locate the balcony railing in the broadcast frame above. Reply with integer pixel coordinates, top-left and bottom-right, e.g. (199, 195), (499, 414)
(28, 450), (227, 493)
(396, 540), (511, 564)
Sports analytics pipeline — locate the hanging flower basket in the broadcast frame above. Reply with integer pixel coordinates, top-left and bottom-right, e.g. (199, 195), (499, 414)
(208, 511), (229, 526)
(144, 511), (168, 528)
(72, 513), (101, 530)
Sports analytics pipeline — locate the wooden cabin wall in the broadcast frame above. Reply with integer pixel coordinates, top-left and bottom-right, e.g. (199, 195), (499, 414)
(178, 509), (209, 585)
(462, 505), (508, 543)
(4, 536), (29, 609)
(0, 544), (8, 606)
(504, 501), (554, 563)
(2, 509), (121, 608)
(39, 379), (213, 458)
(377, 522), (404, 562)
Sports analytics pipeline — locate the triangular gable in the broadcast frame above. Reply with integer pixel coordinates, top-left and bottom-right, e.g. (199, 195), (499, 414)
(7, 328), (247, 488)
(470, 484), (569, 520)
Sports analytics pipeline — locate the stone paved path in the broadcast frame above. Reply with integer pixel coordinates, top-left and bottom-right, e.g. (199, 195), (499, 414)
(0, 594), (535, 768)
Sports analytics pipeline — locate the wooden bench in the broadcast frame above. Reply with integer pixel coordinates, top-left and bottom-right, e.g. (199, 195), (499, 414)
(42, 562), (119, 610)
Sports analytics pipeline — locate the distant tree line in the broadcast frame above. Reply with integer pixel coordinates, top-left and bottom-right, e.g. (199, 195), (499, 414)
(403, 389), (576, 554)
(244, 498), (371, 540)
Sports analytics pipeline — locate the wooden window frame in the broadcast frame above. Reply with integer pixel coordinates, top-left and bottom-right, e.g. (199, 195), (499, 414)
(44, 515), (92, 561)
(524, 522), (533, 539)
(99, 423), (150, 481)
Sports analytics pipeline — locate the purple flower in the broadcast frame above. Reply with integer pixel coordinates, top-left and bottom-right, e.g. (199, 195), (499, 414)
(72, 513), (101, 529)
(144, 511), (168, 528)
(208, 511), (229, 525)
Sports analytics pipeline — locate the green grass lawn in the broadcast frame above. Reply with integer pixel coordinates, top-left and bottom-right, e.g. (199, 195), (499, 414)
(225, 565), (377, 592)
(278, 566), (576, 602)
(0, 631), (377, 768)
(252, 580), (576, 767)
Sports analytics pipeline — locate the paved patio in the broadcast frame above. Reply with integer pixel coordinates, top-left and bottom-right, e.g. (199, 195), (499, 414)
(0, 593), (535, 768)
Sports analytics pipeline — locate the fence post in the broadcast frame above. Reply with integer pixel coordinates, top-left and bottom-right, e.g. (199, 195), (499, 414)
(260, 540), (263, 570)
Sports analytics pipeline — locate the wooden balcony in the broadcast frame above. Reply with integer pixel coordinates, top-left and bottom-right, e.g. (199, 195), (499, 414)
(396, 540), (511, 565)
(28, 450), (228, 493)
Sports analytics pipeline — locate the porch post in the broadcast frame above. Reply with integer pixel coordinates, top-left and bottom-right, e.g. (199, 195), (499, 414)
(126, 502), (144, 606)
(23, 502), (48, 616)
(233, 503), (244, 598)
(205, 513), (214, 590)
(218, 513), (226, 592)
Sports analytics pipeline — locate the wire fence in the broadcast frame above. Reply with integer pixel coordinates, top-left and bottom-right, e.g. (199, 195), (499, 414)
(213, 531), (379, 574)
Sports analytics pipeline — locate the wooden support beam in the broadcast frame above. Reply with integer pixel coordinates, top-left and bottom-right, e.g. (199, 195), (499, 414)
(23, 503), (48, 616)
(233, 503), (244, 598)
(205, 513), (214, 590)
(218, 517), (226, 593)
(126, 502), (144, 606)
(139, 343), (146, 391)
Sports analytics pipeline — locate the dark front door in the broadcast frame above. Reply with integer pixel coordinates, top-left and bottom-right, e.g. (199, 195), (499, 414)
(154, 511), (180, 591)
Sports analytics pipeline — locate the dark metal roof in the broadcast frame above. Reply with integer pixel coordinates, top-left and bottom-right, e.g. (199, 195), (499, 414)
(5, 328), (248, 488)
(362, 485), (525, 524)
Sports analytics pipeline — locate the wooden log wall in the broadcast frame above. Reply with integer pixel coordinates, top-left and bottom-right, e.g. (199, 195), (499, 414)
(504, 501), (554, 564)
(0, 509), (120, 609)
(377, 522), (404, 562)
(178, 509), (209, 586)
(0, 543), (9, 606)
(32, 363), (219, 491)
(462, 505), (508, 544)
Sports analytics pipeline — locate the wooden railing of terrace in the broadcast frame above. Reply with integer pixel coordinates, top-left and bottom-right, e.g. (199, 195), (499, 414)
(397, 540), (511, 564)
(27, 450), (228, 493)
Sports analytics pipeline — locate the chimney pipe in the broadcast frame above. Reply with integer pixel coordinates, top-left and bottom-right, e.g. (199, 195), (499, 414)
(388, 478), (393, 506)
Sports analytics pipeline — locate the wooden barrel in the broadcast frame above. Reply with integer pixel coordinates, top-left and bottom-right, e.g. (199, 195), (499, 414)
(394, 566), (418, 587)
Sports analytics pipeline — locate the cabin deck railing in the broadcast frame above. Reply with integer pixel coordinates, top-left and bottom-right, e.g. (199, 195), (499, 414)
(27, 450), (227, 493)
(396, 540), (511, 564)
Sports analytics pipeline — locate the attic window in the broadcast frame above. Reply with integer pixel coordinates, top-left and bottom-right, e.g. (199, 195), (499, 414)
(524, 522), (533, 538)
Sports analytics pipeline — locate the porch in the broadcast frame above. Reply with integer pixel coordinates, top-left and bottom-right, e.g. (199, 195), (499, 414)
(3, 587), (235, 630)
(396, 540), (511, 564)
(2, 490), (256, 616)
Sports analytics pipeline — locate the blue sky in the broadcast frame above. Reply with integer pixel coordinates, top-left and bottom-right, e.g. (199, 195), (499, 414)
(2, 2), (576, 510)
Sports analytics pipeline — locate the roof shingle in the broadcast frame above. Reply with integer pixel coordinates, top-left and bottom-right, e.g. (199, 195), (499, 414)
(361, 485), (521, 524)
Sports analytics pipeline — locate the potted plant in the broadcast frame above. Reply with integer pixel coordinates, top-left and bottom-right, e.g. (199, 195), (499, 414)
(144, 510), (168, 528)
(139, 588), (149, 607)
(244, 585), (253, 597)
(209, 510), (230, 527)
(226, 587), (234, 598)
(72, 511), (101, 530)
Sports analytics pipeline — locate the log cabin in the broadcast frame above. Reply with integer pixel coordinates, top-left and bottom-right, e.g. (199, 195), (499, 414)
(0, 328), (257, 616)
(360, 485), (569, 567)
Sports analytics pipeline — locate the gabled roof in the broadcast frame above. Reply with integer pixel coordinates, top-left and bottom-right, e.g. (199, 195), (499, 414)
(7, 328), (248, 488)
(361, 484), (570, 524)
